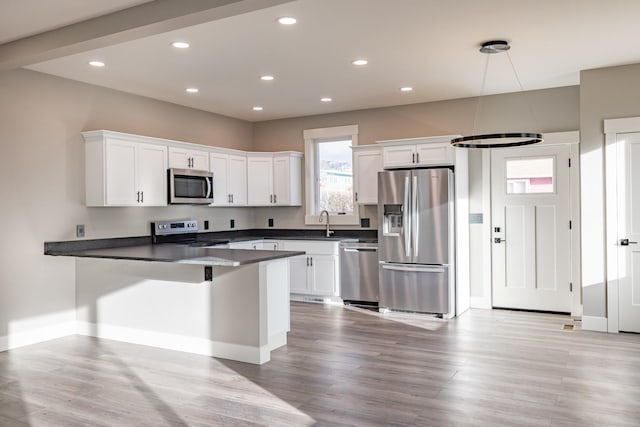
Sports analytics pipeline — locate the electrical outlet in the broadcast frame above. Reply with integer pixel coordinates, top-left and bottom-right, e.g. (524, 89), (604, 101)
(230, 219), (235, 229)
(204, 266), (213, 281)
(268, 218), (274, 227)
(360, 218), (370, 228)
(76, 224), (85, 238)
(204, 220), (209, 230)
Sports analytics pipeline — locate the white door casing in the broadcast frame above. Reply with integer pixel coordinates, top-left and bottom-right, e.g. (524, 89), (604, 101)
(491, 144), (572, 312)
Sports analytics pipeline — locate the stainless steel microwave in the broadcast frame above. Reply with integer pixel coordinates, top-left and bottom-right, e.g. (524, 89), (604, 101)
(168, 168), (213, 204)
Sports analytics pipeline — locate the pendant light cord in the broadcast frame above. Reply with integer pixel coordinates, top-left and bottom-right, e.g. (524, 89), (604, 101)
(506, 50), (539, 131)
(472, 53), (491, 135)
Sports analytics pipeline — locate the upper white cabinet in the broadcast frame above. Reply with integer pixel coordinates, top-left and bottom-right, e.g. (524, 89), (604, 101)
(379, 135), (458, 169)
(247, 152), (302, 206)
(352, 145), (382, 204)
(168, 146), (209, 171)
(209, 149), (247, 206)
(83, 131), (167, 207)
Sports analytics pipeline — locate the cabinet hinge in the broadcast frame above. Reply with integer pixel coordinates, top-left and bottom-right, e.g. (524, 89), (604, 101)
(570, 282), (573, 292)
(568, 158), (572, 167)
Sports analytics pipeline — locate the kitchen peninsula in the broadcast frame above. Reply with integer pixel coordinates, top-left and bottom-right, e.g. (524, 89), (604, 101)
(46, 233), (304, 365)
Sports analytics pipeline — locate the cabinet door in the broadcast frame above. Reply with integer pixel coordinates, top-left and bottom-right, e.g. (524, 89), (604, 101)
(289, 255), (310, 293)
(382, 145), (416, 168)
(209, 152), (230, 205)
(354, 149), (382, 204)
(272, 156), (290, 205)
(415, 143), (453, 166)
(168, 147), (191, 169)
(105, 140), (138, 205)
(310, 254), (337, 296)
(137, 143), (167, 206)
(228, 155), (247, 205)
(190, 149), (209, 171)
(247, 156), (273, 205)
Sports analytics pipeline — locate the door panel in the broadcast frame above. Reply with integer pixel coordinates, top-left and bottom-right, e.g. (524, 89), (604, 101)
(491, 144), (571, 312)
(378, 170), (412, 263)
(413, 169), (450, 265)
(619, 133), (640, 332)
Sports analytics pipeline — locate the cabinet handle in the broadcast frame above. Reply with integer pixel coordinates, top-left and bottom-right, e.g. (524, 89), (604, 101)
(412, 153), (415, 163)
(231, 194), (234, 203)
(355, 192), (358, 202)
(306, 257), (309, 266)
(416, 153), (419, 163)
(310, 257), (313, 267)
(136, 191), (140, 203)
(270, 194), (273, 203)
(274, 194), (277, 203)
(273, 244), (277, 250)
(141, 191), (144, 203)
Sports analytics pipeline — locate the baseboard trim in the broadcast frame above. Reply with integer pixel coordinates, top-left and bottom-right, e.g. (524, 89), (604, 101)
(582, 315), (609, 332)
(0, 322), (76, 352)
(76, 321), (272, 364)
(469, 296), (492, 310)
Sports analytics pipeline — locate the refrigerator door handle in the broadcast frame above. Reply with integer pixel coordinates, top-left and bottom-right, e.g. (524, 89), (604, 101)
(403, 176), (411, 257)
(380, 263), (445, 274)
(412, 174), (419, 258)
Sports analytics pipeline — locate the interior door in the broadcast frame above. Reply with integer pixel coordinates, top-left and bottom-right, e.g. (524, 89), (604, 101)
(491, 144), (572, 312)
(617, 132), (640, 332)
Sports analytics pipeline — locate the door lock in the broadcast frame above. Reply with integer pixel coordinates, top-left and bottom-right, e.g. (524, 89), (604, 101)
(619, 238), (638, 246)
(494, 238), (506, 244)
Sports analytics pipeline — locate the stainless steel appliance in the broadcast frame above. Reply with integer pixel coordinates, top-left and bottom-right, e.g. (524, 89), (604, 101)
(339, 240), (378, 307)
(377, 168), (454, 316)
(151, 219), (229, 246)
(168, 168), (213, 204)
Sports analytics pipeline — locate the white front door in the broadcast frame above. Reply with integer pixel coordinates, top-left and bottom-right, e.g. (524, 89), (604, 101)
(615, 132), (640, 332)
(491, 144), (572, 312)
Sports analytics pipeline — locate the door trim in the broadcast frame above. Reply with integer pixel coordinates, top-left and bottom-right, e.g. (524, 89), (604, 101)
(477, 131), (581, 316)
(603, 117), (640, 333)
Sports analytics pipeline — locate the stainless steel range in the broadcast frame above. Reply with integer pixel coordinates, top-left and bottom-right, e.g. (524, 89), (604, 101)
(151, 219), (229, 246)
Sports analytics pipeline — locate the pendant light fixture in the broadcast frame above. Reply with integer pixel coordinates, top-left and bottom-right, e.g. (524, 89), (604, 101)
(450, 40), (543, 148)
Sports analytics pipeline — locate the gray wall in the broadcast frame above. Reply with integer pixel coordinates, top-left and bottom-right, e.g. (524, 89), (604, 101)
(579, 62), (640, 319)
(0, 69), (253, 339)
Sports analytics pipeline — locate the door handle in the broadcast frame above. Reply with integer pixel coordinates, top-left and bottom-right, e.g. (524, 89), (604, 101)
(619, 238), (638, 246)
(494, 238), (506, 243)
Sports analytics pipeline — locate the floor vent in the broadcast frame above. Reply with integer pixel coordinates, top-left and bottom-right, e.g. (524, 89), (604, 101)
(562, 323), (575, 331)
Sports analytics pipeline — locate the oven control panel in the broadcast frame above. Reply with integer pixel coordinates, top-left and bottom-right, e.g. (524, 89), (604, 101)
(152, 219), (199, 236)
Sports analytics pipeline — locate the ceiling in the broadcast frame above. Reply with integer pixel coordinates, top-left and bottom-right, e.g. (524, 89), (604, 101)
(4, 0), (640, 122)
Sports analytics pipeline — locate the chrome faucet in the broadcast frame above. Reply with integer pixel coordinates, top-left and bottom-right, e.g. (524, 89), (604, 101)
(319, 210), (334, 237)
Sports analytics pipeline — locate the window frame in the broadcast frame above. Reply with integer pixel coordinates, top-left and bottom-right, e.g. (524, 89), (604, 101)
(303, 124), (359, 226)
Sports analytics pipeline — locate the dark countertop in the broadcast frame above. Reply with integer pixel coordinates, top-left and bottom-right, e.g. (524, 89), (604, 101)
(46, 244), (305, 267)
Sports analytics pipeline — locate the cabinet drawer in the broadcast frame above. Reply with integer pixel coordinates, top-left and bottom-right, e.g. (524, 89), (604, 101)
(281, 240), (339, 255)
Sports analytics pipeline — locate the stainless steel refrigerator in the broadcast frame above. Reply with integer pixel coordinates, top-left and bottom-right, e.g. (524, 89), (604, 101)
(377, 168), (454, 315)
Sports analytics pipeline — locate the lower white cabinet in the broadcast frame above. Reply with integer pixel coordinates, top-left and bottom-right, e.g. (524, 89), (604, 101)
(281, 240), (339, 297)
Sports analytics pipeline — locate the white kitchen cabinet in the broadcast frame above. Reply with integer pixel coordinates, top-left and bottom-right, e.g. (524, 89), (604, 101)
(83, 131), (167, 206)
(379, 136), (457, 169)
(168, 146), (209, 171)
(209, 150), (247, 206)
(247, 152), (302, 206)
(352, 146), (382, 204)
(281, 240), (339, 297)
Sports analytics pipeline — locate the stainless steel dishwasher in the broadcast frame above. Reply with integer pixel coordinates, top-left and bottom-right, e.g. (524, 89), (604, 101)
(339, 240), (379, 307)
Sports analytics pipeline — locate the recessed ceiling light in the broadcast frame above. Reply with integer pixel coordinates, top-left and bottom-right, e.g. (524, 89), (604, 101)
(320, 97), (332, 102)
(277, 16), (297, 25)
(260, 75), (275, 81)
(88, 60), (105, 67)
(400, 87), (413, 92)
(253, 106), (263, 111)
(185, 88), (199, 93)
(171, 41), (190, 49)
(352, 59), (368, 66)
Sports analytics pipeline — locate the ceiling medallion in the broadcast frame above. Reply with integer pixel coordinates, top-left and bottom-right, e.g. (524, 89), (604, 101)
(451, 40), (543, 149)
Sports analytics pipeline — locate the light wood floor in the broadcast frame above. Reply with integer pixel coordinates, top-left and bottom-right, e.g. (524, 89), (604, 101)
(1, 303), (639, 426)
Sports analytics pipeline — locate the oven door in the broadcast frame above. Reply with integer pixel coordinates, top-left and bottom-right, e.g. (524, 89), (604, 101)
(168, 168), (213, 204)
